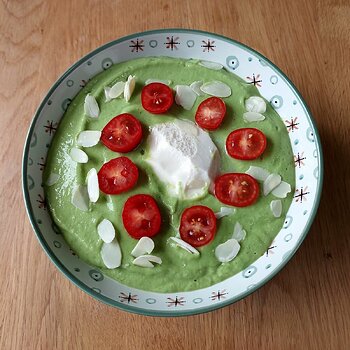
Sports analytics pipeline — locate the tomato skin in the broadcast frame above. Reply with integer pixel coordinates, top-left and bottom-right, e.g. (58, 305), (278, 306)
(226, 128), (267, 160)
(141, 83), (174, 114)
(122, 194), (162, 239)
(214, 173), (260, 207)
(195, 97), (226, 130)
(101, 113), (143, 153)
(179, 205), (217, 247)
(97, 157), (138, 195)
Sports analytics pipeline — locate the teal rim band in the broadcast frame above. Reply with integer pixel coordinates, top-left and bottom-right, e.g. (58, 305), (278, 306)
(22, 29), (323, 317)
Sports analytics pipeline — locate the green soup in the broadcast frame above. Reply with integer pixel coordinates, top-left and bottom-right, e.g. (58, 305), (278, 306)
(44, 57), (295, 292)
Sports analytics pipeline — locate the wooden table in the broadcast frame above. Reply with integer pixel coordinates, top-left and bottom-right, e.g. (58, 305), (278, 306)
(1, 0), (349, 348)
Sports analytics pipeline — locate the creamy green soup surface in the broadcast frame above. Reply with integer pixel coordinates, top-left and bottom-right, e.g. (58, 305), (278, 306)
(44, 57), (295, 292)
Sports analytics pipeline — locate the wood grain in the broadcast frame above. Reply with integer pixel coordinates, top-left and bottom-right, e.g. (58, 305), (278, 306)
(0, 0), (349, 349)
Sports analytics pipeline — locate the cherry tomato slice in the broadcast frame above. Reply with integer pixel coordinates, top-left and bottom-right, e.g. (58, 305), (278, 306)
(122, 194), (162, 239)
(101, 113), (142, 153)
(179, 205), (217, 247)
(195, 97), (226, 130)
(141, 82), (174, 114)
(98, 157), (138, 195)
(226, 128), (267, 160)
(215, 173), (259, 207)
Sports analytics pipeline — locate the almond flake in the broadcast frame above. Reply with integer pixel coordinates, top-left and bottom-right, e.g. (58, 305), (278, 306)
(175, 85), (197, 110)
(169, 237), (200, 255)
(190, 81), (205, 96)
(270, 199), (282, 218)
(77, 130), (101, 147)
(86, 168), (99, 203)
(109, 81), (125, 99)
(263, 173), (282, 196)
(106, 196), (114, 211)
(104, 87), (112, 102)
(141, 255), (162, 264)
(245, 166), (270, 181)
(233, 221), (242, 235)
(200, 81), (231, 98)
(101, 239), (122, 269)
(71, 185), (89, 211)
(84, 94), (100, 118)
(97, 219), (115, 243)
(245, 96), (267, 113)
(131, 237), (155, 257)
(145, 78), (171, 86)
(70, 148), (88, 163)
(124, 75), (136, 102)
(272, 181), (291, 198)
(215, 207), (235, 219)
(232, 222), (246, 242)
(46, 172), (60, 186)
(215, 239), (240, 263)
(199, 60), (223, 70)
(132, 255), (162, 268)
(243, 111), (265, 123)
(132, 256), (154, 268)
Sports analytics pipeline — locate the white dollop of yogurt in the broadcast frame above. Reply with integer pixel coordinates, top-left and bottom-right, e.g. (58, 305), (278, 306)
(146, 119), (220, 200)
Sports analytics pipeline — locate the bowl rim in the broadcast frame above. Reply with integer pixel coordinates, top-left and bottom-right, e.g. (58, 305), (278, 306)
(22, 28), (324, 317)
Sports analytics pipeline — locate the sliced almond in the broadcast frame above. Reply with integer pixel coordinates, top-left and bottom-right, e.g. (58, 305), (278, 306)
(232, 222), (246, 242)
(132, 255), (162, 268)
(132, 256), (154, 268)
(245, 166), (270, 181)
(141, 255), (162, 264)
(215, 239), (240, 263)
(101, 239), (122, 269)
(243, 111), (265, 123)
(263, 173), (282, 196)
(70, 148), (88, 163)
(272, 181), (291, 198)
(106, 196), (114, 211)
(84, 94), (100, 118)
(71, 185), (89, 211)
(145, 78), (171, 86)
(86, 168), (99, 203)
(109, 81), (125, 99)
(235, 229), (246, 243)
(46, 172), (60, 186)
(97, 219), (115, 243)
(215, 207), (235, 219)
(199, 60), (223, 70)
(175, 85), (197, 110)
(233, 221), (242, 236)
(270, 199), (282, 218)
(124, 75), (136, 102)
(77, 130), (101, 147)
(245, 96), (266, 113)
(190, 81), (205, 96)
(169, 237), (200, 255)
(200, 81), (231, 98)
(104, 87), (112, 102)
(131, 237), (155, 257)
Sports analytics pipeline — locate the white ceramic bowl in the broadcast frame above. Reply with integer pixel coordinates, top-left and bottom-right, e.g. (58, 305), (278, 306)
(22, 29), (323, 316)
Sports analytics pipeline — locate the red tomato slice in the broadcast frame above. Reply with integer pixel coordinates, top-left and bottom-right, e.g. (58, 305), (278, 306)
(195, 97), (226, 130)
(122, 194), (162, 239)
(215, 173), (259, 207)
(141, 82), (174, 114)
(101, 113), (142, 153)
(98, 157), (138, 195)
(179, 205), (217, 247)
(226, 128), (267, 160)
